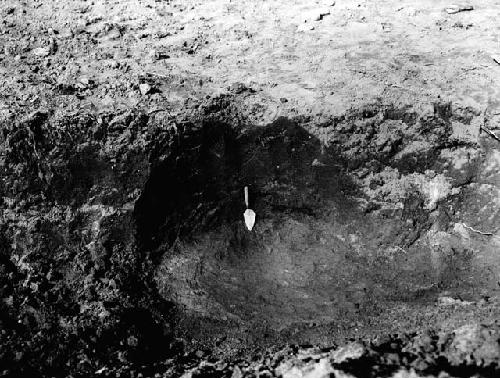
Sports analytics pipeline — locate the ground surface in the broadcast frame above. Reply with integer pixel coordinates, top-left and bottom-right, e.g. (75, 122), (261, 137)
(1, 0), (500, 377)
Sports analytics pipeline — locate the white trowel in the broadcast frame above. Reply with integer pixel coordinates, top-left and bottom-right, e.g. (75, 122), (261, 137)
(243, 186), (256, 231)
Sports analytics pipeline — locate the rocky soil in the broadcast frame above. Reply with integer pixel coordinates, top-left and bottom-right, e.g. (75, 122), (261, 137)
(1, 0), (500, 377)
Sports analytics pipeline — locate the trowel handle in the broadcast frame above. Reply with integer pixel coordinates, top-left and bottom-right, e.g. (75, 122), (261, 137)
(244, 186), (249, 208)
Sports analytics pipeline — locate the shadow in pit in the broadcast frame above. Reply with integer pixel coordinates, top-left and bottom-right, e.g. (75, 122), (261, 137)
(133, 117), (360, 259)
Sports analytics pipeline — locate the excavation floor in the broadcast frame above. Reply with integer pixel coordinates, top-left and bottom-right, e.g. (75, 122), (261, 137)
(148, 112), (500, 352)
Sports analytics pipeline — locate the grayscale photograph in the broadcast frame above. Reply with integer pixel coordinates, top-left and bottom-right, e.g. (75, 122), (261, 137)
(1, 1), (499, 377)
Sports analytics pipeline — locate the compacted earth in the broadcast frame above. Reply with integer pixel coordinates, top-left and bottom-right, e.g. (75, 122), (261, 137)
(2, 0), (500, 377)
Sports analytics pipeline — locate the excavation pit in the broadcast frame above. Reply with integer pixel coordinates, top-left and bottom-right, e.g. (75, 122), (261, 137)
(6, 0), (500, 374)
(3, 97), (500, 376)
(133, 105), (498, 344)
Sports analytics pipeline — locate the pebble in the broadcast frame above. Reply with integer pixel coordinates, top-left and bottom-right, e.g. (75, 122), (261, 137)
(302, 8), (331, 23)
(437, 296), (473, 307)
(231, 366), (243, 378)
(149, 50), (170, 61)
(330, 342), (366, 364)
(314, 9), (331, 21)
(297, 23), (315, 32)
(139, 83), (152, 96)
(79, 76), (91, 86)
(445, 4), (473, 14)
(312, 159), (327, 167)
(32, 47), (51, 57)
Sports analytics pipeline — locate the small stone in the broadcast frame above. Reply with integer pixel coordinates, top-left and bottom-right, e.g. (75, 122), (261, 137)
(297, 23), (315, 32)
(127, 336), (138, 347)
(149, 50), (170, 60)
(32, 46), (51, 57)
(139, 83), (152, 96)
(331, 342), (366, 363)
(95, 367), (107, 374)
(437, 296), (473, 307)
(312, 159), (327, 167)
(231, 366), (242, 378)
(147, 50), (157, 62)
(445, 4), (473, 14)
(303, 8), (331, 22)
(315, 9), (331, 21)
(79, 76), (91, 86)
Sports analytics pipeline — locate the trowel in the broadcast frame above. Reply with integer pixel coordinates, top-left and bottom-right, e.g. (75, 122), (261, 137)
(243, 186), (256, 231)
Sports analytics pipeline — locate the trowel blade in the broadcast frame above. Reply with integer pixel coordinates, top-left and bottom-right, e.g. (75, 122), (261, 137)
(243, 209), (256, 231)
